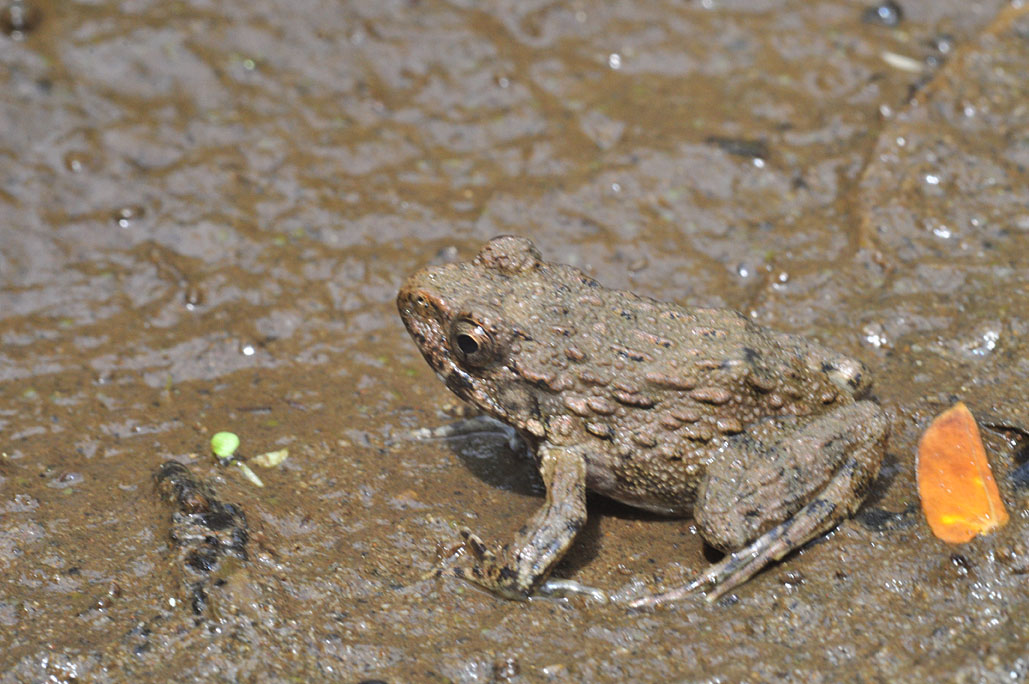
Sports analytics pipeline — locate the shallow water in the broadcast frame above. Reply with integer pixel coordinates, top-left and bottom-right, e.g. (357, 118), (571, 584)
(2, 1), (1028, 681)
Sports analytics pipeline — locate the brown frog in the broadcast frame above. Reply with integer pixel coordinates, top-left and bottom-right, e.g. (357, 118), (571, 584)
(397, 236), (889, 605)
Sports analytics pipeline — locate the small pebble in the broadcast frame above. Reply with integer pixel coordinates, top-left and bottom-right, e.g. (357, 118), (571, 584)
(47, 471), (84, 489)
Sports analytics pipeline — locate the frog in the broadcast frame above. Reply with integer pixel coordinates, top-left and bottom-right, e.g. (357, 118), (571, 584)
(396, 236), (889, 605)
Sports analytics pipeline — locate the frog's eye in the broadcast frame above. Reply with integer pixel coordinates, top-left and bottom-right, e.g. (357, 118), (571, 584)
(450, 318), (496, 368)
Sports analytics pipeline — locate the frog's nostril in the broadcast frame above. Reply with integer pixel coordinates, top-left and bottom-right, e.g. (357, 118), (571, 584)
(405, 291), (432, 313)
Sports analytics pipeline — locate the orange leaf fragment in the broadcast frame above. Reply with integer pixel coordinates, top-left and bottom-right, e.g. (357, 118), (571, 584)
(917, 402), (1009, 543)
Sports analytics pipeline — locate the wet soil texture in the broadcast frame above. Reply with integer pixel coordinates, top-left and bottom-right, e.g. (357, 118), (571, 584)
(2, 1), (1029, 682)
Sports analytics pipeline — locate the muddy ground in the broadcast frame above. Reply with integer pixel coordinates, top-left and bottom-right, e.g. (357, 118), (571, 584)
(2, 0), (1029, 681)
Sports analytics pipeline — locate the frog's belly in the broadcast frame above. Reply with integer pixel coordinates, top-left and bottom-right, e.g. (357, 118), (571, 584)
(583, 452), (697, 517)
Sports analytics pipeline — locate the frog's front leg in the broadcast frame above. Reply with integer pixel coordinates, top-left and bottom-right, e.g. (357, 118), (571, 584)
(632, 400), (889, 607)
(449, 443), (588, 600)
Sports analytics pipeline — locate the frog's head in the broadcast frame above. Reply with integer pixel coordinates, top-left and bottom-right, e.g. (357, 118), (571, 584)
(397, 236), (552, 439)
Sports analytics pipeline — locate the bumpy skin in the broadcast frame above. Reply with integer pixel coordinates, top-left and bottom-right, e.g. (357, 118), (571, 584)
(397, 236), (889, 603)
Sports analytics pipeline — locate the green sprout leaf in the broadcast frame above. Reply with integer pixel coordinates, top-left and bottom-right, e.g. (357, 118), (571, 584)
(211, 431), (240, 460)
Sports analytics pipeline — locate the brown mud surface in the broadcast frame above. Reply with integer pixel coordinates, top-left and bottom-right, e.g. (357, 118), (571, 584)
(2, 1), (1028, 681)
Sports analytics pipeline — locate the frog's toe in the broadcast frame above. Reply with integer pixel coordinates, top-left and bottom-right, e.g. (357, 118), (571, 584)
(450, 560), (487, 584)
(626, 583), (699, 609)
(630, 502), (834, 608)
(449, 560), (533, 601)
(627, 553), (762, 608)
(458, 528), (494, 562)
(626, 568), (723, 608)
(536, 578), (608, 603)
(444, 528), (498, 579)
(441, 530), (532, 600)
(686, 543), (773, 602)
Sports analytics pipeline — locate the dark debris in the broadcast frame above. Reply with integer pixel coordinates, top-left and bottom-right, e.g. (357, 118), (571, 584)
(154, 461), (249, 615)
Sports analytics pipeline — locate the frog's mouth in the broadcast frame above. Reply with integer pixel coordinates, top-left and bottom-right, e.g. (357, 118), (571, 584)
(414, 328), (522, 428)
(437, 360), (515, 420)
(440, 366), (484, 407)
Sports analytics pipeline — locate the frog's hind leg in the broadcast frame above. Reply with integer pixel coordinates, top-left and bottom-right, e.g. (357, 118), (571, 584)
(690, 478), (857, 602)
(631, 401), (888, 607)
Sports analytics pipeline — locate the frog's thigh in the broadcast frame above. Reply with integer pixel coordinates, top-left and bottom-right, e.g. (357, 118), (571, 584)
(695, 401), (888, 553)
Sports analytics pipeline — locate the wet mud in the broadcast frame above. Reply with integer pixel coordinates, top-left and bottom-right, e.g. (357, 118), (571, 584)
(2, 1), (1028, 681)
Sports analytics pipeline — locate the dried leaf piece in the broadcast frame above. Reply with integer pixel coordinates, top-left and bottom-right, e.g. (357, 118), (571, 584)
(235, 462), (265, 488)
(917, 402), (1009, 543)
(252, 448), (289, 468)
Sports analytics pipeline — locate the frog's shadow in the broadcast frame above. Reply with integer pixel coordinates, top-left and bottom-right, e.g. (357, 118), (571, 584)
(448, 432), (544, 498)
(452, 439), (913, 576)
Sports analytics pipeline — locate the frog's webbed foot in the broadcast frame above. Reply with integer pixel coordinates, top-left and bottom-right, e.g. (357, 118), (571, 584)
(433, 444), (590, 601)
(442, 528), (530, 600)
(630, 401), (889, 609)
(445, 529), (607, 602)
